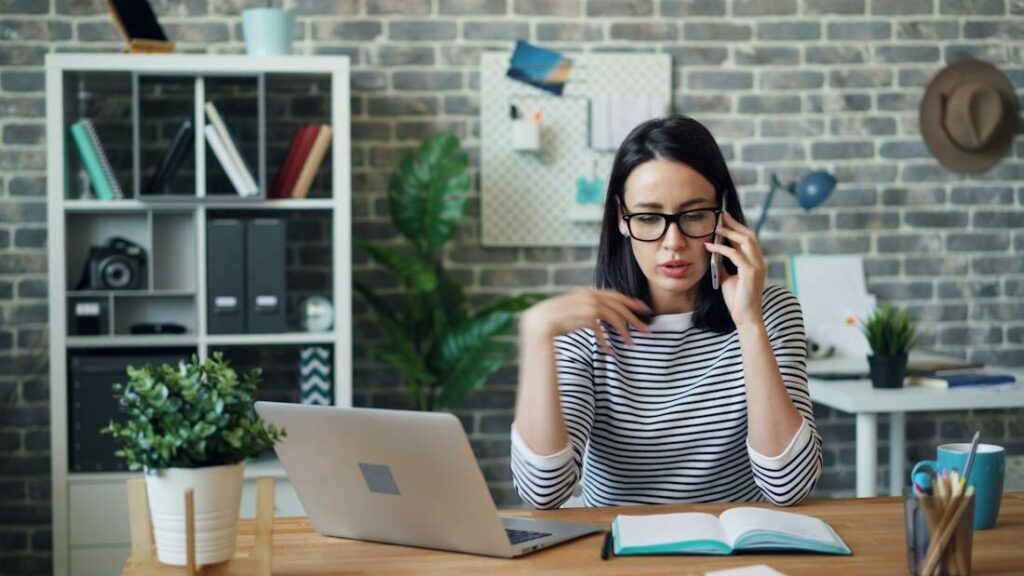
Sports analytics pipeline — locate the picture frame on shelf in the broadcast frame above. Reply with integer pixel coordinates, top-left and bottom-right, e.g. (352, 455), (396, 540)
(106, 0), (175, 54)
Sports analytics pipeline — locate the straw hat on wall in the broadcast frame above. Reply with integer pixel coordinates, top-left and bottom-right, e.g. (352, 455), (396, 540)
(920, 57), (1020, 173)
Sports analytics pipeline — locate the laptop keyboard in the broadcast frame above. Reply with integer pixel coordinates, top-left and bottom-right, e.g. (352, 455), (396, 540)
(506, 528), (552, 545)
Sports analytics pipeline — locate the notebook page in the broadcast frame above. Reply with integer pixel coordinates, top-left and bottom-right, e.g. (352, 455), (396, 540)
(617, 513), (728, 549)
(719, 507), (837, 546)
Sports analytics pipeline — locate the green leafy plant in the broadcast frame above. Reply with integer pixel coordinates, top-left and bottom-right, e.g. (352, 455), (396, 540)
(102, 353), (285, 471)
(860, 305), (917, 356)
(356, 131), (543, 411)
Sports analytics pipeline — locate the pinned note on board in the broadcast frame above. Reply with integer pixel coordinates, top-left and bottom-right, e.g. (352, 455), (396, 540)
(589, 96), (670, 150)
(506, 40), (572, 96)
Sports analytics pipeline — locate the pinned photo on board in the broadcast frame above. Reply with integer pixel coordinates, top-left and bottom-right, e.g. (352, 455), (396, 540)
(506, 40), (573, 96)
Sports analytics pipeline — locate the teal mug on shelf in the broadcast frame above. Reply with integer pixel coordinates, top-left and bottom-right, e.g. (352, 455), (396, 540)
(911, 443), (1005, 530)
(242, 8), (295, 56)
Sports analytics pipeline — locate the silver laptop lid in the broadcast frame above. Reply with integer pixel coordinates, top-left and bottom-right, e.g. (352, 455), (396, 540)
(255, 402), (514, 556)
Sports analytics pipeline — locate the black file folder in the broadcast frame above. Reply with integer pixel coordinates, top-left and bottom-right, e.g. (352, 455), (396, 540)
(246, 218), (287, 333)
(69, 351), (191, 472)
(207, 219), (246, 334)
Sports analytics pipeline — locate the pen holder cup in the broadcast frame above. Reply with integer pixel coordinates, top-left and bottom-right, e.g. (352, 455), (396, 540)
(511, 119), (540, 151)
(905, 490), (975, 576)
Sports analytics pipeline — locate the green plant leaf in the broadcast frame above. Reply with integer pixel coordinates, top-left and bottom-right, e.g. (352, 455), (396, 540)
(101, 352), (285, 470)
(355, 240), (438, 292)
(437, 340), (513, 409)
(860, 305), (917, 355)
(388, 132), (470, 250)
(435, 273), (468, 328)
(354, 281), (423, 362)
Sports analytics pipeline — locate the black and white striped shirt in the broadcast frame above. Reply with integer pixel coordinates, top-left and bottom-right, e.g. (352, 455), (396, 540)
(511, 284), (822, 509)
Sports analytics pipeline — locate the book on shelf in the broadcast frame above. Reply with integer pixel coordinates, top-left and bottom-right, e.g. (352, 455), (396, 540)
(204, 124), (256, 197)
(143, 116), (194, 195)
(69, 119), (124, 201)
(270, 124), (319, 198)
(612, 507), (851, 557)
(204, 102), (258, 196)
(907, 372), (1017, 389)
(290, 124), (332, 199)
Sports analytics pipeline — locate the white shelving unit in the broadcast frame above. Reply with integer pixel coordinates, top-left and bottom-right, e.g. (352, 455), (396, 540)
(46, 54), (352, 576)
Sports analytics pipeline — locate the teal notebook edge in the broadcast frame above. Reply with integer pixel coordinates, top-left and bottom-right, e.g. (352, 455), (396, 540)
(611, 514), (852, 557)
(69, 121), (115, 201)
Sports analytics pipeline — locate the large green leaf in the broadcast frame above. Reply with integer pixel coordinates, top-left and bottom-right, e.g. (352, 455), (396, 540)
(366, 342), (436, 386)
(357, 241), (438, 292)
(389, 132), (471, 249)
(354, 281), (424, 367)
(474, 293), (547, 317)
(436, 340), (513, 409)
(432, 308), (516, 373)
(435, 273), (468, 328)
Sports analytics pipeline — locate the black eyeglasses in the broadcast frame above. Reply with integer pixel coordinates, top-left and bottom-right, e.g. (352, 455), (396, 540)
(621, 207), (722, 242)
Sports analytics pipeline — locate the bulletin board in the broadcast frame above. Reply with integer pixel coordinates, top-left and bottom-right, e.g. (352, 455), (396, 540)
(480, 51), (672, 247)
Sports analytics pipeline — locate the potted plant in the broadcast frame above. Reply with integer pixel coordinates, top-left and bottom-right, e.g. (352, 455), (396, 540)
(102, 353), (285, 566)
(860, 306), (918, 389)
(356, 132), (542, 411)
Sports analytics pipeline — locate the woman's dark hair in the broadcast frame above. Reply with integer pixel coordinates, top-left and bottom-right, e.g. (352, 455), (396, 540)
(595, 114), (746, 333)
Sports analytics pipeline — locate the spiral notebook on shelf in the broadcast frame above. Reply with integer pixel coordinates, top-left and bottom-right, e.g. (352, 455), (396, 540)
(69, 119), (124, 200)
(612, 507), (851, 556)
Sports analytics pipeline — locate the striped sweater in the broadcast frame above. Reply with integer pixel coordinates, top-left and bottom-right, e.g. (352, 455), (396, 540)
(511, 284), (822, 509)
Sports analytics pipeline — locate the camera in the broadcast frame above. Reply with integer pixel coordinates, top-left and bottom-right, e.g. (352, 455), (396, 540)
(77, 237), (147, 291)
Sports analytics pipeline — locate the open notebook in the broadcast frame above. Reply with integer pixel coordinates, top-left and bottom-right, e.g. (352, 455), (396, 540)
(612, 507), (851, 556)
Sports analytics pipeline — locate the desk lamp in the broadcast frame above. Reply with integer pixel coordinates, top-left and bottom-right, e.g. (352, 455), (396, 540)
(754, 170), (837, 238)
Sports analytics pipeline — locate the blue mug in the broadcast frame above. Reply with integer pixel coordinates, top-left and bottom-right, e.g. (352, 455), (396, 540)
(911, 443), (1005, 530)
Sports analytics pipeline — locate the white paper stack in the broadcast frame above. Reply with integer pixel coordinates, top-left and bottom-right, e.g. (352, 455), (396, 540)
(788, 255), (876, 358)
(589, 95), (670, 151)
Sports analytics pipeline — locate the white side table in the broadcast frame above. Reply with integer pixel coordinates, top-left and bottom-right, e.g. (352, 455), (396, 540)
(808, 360), (1024, 498)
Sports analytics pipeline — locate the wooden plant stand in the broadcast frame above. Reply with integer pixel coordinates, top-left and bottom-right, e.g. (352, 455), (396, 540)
(122, 477), (274, 576)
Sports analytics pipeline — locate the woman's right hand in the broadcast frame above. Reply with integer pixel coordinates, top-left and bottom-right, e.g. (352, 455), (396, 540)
(519, 289), (652, 353)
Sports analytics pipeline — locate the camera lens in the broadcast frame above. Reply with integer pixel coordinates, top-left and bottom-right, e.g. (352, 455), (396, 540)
(100, 256), (134, 289)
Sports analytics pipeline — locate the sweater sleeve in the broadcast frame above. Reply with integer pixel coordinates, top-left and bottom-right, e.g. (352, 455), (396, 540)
(510, 329), (597, 509)
(746, 284), (823, 506)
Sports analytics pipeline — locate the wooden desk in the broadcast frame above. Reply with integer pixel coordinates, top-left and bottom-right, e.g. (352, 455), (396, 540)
(221, 494), (1024, 575)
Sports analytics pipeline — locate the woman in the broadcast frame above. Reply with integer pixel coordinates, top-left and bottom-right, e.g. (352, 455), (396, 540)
(511, 115), (822, 509)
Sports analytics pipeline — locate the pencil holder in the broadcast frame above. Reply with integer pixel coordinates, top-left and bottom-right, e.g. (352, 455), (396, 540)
(511, 119), (540, 151)
(904, 489), (975, 576)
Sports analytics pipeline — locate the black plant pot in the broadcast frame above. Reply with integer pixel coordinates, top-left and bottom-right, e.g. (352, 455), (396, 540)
(868, 354), (908, 389)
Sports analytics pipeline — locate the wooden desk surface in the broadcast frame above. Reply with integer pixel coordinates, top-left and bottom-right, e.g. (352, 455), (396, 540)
(230, 493), (1024, 575)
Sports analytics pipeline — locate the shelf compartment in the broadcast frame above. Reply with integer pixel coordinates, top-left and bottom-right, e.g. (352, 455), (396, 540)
(65, 212), (149, 292)
(209, 343), (335, 407)
(137, 75), (196, 198)
(203, 75), (262, 199)
(265, 73), (333, 200)
(113, 294), (196, 336)
(63, 71), (133, 201)
(206, 209), (334, 333)
(152, 211), (196, 291)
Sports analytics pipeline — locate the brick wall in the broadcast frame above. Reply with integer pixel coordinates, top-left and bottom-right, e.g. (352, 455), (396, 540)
(2, 0), (1023, 573)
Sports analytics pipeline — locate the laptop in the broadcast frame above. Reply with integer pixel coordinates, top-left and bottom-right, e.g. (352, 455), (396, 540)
(255, 402), (602, 558)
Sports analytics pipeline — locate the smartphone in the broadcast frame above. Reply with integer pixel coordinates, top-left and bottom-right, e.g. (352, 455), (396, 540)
(710, 196), (727, 290)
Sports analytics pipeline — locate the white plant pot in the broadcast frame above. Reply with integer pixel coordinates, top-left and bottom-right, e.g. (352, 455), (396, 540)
(145, 462), (245, 566)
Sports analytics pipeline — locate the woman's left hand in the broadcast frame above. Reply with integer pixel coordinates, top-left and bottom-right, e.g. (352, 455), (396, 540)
(704, 211), (766, 329)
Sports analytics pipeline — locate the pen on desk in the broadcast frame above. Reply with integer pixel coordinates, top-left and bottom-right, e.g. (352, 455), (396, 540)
(601, 531), (613, 560)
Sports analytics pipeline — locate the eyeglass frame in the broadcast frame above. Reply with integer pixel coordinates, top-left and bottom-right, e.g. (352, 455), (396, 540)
(619, 202), (724, 242)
